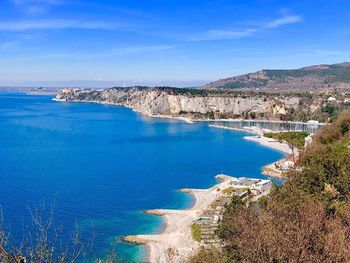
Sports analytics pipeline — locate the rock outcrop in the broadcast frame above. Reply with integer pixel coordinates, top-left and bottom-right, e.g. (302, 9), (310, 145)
(55, 87), (300, 120)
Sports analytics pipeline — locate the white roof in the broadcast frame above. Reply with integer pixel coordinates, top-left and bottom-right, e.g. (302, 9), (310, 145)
(307, 120), (319, 124)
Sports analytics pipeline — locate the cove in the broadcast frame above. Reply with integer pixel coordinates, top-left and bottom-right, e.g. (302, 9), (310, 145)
(0, 92), (283, 261)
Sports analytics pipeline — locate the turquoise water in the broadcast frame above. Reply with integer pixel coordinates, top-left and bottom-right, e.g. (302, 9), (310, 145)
(0, 92), (283, 261)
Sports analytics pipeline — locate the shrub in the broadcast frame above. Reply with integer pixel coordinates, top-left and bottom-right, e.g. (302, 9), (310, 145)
(264, 131), (309, 150)
(191, 224), (202, 242)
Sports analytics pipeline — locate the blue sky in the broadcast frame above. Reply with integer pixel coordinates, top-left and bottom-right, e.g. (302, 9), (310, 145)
(0, 0), (350, 87)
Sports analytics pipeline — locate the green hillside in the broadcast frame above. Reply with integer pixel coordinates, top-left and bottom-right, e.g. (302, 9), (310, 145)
(188, 110), (350, 263)
(203, 62), (350, 91)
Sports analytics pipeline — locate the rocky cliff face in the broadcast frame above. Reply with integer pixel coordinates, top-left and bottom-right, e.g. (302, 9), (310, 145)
(55, 87), (300, 119)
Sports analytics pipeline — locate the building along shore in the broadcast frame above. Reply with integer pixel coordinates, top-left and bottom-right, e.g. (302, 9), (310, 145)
(122, 175), (273, 263)
(210, 124), (303, 179)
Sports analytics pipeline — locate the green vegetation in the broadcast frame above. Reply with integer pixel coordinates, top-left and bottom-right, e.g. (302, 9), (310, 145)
(177, 110), (216, 120)
(265, 69), (312, 79)
(264, 131), (309, 150)
(265, 64), (350, 82)
(189, 110), (350, 263)
(328, 63), (350, 82)
(322, 103), (337, 121)
(222, 187), (235, 195)
(223, 79), (268, 89)
(191, 223), (202, 242)
(206, 63), (350, 91)
(188, 247), (223, 263)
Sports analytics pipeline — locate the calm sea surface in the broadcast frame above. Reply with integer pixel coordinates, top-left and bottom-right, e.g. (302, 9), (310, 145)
(0, 92), (283, 261)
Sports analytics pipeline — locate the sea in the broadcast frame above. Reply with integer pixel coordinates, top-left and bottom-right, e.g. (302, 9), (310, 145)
(0, 92), (284, 261)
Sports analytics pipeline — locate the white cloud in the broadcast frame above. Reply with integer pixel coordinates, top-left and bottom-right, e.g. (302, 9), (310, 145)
(11, 0), (65, 15)
(266, 15), (303, 28)
(0, 19), (118, 31)
(189, 29), (257, 41)
(33, 45), (175, 60)
(11, 0), (63, 5)
(108, 45), (174, 55)
(187, 13), (303, 41)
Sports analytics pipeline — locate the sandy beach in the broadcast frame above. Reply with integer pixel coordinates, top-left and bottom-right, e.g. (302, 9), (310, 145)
(122, 128), (296, 262)
(243, 135), (293, 155)
(208, 124), (258, 134)
(123, 175), (234, 263)
(140, 112), (195, 124)
(209, 123), (294, 155)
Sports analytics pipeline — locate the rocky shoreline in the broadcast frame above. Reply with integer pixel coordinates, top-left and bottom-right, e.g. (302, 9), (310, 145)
(54, 87), (301, 121)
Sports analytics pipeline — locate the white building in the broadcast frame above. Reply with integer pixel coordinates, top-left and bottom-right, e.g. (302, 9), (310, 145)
(230, 177), (272, 195)
(327, 97), (336, 102)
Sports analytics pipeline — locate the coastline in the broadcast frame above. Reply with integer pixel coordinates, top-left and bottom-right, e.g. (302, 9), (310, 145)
(244, 135), (294, 179)
(208, 124), (258, 134)
(209, 124), (294, 179)
(53, 97), (325, 126)
(122, 175), (234, 263)
(208, 123), (293, 156)
(55, 97), (294, 260)
(243, 135), (293, 155)
(53, 98), (195, 124)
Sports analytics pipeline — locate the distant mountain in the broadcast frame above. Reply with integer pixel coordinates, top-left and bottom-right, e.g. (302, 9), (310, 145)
(202, 62), (350, 92)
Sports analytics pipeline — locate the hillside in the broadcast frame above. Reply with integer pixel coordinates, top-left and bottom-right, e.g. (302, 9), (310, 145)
(189, 110), (350, 263)
(202, 62), (350, 92)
